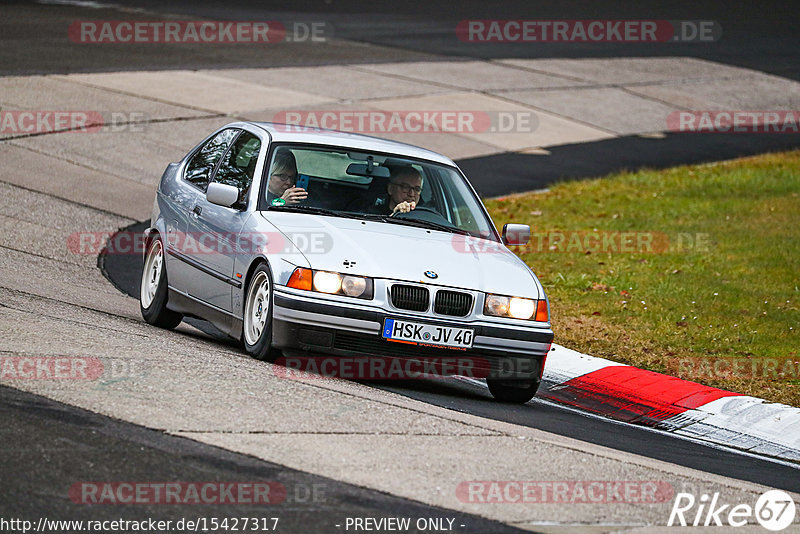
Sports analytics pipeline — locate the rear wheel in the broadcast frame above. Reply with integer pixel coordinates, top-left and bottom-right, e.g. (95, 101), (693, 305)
(140, 237), (183, 329)
(242, 264), (276, 361)
(487, 377), (540, 404)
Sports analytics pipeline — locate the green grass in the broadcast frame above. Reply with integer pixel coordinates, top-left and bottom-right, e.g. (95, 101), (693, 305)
(484, 150), (800, 406)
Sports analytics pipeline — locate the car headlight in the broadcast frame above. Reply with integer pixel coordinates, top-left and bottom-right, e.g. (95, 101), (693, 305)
(509, 297), (535, 319)
(341, 275), (368, 297)
(313, 271), (342, 294)
(484, 293), (548, 322)
(287, 268), (373, 300)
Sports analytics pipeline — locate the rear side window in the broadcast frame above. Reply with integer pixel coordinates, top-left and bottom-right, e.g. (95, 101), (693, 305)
(212, 132), (261, 206)
(184, 128), (239, 191)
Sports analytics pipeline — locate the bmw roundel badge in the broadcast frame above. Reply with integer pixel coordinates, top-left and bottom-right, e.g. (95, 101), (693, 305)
(424, 271), (438, 279)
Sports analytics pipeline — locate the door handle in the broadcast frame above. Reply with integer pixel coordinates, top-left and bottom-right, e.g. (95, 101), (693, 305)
(192, 205), (202, 217)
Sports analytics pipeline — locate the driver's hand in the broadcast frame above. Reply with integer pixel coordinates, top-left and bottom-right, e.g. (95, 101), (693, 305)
(391, 201), (416, 216)
(282, 187), (308, 204)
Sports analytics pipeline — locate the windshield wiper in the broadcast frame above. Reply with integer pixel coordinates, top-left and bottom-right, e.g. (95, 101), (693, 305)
(268, 207), (473, 236)
(267, 205), (362, 219)
(379, 216), (471, 236)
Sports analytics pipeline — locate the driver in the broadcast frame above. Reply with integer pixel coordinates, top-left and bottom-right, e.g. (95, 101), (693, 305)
(366, 166), (423, 216)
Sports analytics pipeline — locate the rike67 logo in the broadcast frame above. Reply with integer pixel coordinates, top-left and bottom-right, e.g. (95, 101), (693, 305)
(668, 490), (797, 531)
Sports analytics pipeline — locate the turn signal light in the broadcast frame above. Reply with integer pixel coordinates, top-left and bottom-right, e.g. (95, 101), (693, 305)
(535, 299), (549, 322)
(287, 268), (313, 291)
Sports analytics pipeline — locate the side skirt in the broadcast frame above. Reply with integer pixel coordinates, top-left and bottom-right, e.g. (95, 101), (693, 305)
(167, 286), (239, 338)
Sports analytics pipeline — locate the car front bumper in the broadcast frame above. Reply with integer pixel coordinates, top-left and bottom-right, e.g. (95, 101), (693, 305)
(271, 287), (554, 381)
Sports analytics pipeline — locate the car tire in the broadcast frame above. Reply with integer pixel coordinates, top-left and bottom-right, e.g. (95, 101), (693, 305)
(242, 263), (276, 362)
(487, 377), (540, 404)
(140, 236), (183, 329)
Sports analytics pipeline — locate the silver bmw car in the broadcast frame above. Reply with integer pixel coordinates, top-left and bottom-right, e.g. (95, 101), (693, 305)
(140, 122), (554, 402)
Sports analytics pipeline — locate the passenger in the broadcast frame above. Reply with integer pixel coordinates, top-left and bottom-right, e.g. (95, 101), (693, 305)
(267, 150), (307, 205)
(366, 166), (423, 216)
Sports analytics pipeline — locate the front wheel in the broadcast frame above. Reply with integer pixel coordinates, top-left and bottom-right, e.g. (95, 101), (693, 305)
(140, 237), (183, 329)
(242, 264), (276, 361)
(487, 378), (540, 404)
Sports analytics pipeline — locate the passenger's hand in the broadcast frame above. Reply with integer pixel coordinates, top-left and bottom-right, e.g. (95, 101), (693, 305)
(391, 201), (416, 216)
(282, 187), (308, 204)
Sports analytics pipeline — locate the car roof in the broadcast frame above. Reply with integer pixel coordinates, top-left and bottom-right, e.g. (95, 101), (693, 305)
(248, 122), (457, 167)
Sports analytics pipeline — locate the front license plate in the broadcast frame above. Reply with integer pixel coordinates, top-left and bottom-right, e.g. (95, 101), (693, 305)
(382, 318), (474, 349)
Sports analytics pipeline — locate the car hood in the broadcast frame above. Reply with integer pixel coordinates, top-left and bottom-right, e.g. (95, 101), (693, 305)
(260, 212), (542, 299)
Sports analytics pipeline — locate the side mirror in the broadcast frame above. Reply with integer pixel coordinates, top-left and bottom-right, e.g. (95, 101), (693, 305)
(206, 182), (239, 207)
(502, 223), (530, 246)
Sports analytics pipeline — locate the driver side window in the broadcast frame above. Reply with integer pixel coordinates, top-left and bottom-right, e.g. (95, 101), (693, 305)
(184, 128), (239, 191)
(212, 132), (261, 207)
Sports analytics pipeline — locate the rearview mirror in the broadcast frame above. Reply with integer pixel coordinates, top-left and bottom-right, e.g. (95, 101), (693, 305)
(347, 152), (386, 163)
(346, 160), (391, 178)
(502, 224), (530, 246)
(206, 182), (239, 207)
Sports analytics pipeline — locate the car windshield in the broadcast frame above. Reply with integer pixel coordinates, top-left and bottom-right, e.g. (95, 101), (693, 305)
(262, 145), (498, 240)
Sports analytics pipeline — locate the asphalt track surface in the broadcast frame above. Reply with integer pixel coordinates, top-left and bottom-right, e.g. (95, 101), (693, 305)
(99, 231), (800, 497)
(3, 0), (799, 196)
(5, 0), (798, 80)
(459, 131), (800, 197)
(0, 385), (531, 534)
(3, 0), (800, 529)
(100, 0), (800, 197)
